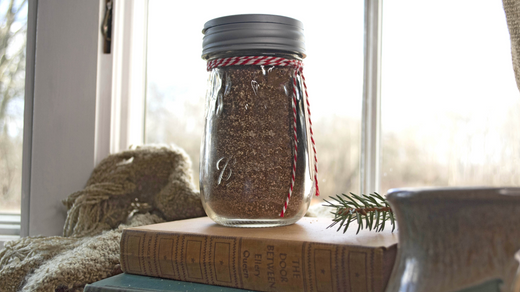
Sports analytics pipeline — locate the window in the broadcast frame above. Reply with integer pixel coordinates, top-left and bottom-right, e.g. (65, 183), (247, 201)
(381, 0), (520, 190)
(145, 0), (364, 203)
(0, 0), (28, 246)
(146, 0), (520, 199)
(10, 0), (520, 244)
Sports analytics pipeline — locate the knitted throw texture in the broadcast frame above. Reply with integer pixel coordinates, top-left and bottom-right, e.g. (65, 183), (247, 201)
(0, 145), (206, 291)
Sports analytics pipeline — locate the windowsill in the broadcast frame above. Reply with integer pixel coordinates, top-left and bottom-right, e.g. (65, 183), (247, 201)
(0, 213), (21, 250)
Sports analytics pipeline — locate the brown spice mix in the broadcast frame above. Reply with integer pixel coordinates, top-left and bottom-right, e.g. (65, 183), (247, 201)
(205, 65), (307, 219)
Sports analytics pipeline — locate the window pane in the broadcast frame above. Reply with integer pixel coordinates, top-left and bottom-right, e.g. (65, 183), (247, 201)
(381, 1), (520, 191)
(0, 0), (27, 215)
(145, 1), (363, 200)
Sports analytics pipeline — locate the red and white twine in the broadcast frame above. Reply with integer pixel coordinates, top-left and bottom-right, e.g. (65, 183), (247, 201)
(207, 56), (301, 71)
(207, 56), (320, 217)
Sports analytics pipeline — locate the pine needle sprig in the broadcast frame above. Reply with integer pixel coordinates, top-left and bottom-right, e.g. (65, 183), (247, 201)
(323, 192), (395, 234)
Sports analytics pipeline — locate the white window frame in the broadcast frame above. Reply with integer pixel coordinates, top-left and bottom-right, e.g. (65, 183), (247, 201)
(361, 0), (382, 195)
(17, 0), (147, 239)
(4, 0), (381, 244)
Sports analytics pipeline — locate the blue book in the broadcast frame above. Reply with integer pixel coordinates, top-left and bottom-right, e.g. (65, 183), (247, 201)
(84, 273), (255, 292)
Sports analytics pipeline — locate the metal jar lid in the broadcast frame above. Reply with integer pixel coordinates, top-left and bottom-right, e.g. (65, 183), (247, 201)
(202, 14), (306, 60)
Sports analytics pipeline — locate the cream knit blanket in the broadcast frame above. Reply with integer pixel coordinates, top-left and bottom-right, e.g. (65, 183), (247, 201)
(0, 145), (206, 291)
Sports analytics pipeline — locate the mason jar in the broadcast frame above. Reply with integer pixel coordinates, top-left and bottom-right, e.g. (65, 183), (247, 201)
(200, 14), (318, 227)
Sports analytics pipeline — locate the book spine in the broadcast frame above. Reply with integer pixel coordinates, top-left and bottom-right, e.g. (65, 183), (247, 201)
(120, 230), (393, 292)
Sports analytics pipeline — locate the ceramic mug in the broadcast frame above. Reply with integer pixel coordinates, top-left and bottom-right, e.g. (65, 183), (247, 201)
(514, 250), (520, 292)
(385, 187), (520, 292)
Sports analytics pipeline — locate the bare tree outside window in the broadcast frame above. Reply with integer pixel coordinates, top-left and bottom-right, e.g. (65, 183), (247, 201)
(381, 0), (520, 191)
(146, 0), (520, 202)
(0, 0), (27, 214)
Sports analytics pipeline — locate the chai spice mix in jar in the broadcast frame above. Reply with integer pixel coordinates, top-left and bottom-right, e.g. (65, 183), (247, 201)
(200, 14), (319, 227)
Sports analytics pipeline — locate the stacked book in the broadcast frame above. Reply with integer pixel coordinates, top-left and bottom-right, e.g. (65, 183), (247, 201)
(86, 216), (398, 292)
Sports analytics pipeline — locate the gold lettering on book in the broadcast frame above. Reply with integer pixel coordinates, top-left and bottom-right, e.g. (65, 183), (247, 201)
(242, 250), (250, 279)
(266, 245), (276, 289)
(279, 253), (288, 282)
(254, 253), (262, 277)
(292, 259), (301, 279)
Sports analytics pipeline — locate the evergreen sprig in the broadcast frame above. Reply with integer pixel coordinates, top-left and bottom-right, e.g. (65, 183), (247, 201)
(323, 192), (395, 234)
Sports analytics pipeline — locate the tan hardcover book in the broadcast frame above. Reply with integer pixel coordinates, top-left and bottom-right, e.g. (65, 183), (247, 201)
(120, 216), (398, 292)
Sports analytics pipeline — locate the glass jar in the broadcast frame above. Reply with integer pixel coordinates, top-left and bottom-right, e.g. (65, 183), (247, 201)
(200, 14), (318, 227)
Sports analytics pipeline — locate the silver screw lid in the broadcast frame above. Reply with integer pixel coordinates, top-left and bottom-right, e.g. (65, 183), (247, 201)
(202, 14), (306, 60)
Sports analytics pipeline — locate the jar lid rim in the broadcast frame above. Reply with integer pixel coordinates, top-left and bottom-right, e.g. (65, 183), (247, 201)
(202, 14), (306, 60)
(202, 14), (304, 34)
